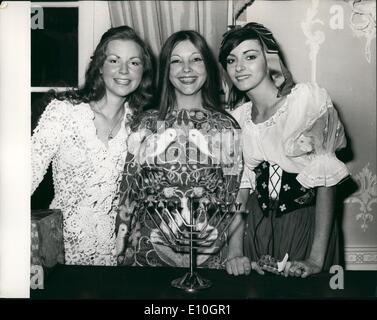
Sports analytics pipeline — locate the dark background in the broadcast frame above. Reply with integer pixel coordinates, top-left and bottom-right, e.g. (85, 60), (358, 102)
(31, 6), (78, 209)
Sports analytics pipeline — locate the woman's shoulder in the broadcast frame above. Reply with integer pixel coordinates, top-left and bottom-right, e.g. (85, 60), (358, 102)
(41, 98), (81, 117)
(227, 101), (252, 127)
(286, 82), (334, 117)
(290, 82), (332, 103)
(33, 98), (86, 134)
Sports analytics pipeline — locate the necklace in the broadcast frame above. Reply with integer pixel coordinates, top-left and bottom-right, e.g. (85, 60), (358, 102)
(91, 104), (125, 140)
(108, 110), (124, 140)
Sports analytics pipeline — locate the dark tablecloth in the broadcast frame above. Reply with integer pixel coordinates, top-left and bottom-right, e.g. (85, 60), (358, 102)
(30, 265), (377, 299)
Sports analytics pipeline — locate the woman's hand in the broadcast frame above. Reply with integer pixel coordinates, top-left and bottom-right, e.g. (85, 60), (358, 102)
(225, 257), (265, 276)
(281, 186), (335, 278)
(225, 190), (252, 277)
(225, 256), (252, 276)
(283, 259), (322, 278)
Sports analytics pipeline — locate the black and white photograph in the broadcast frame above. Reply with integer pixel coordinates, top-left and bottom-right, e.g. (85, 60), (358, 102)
(0, 0), (376, 305)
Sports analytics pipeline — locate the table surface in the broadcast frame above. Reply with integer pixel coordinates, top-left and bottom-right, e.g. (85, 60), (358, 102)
(30, 264), (377, 300)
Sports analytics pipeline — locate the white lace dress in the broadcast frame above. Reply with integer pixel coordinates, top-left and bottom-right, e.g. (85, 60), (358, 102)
(32, 99), (131, 265)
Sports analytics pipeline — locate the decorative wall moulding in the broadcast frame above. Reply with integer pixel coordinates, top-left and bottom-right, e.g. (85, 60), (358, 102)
(301, 0), (325, 83)
(345, 163), (377, 232)
(348, 0), (376, 64)
(345, 246), (377, 270)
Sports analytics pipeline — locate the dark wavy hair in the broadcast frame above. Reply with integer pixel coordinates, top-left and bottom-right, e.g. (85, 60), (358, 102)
(56, 25), (155, 113)
(219, 26), (263, 109)
(157, 30), (227, 120)
(219, 23), (292, 109)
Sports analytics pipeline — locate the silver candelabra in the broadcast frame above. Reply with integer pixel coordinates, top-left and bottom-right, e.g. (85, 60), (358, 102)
(144, 195), (241, 293)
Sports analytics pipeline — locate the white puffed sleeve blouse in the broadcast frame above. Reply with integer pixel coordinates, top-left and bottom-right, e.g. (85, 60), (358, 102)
(230, 82), (349, 191)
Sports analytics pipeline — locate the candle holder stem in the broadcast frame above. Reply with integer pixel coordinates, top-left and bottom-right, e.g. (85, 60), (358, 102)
(171, 197), (211, 292)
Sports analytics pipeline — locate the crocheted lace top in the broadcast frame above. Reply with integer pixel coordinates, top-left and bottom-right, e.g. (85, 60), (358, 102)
(32, 99), (131, 265)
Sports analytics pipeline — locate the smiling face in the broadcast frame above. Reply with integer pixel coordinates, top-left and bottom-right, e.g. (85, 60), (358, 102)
(226, 39), (269, 93)
(101, 39), (144, 100)
(168, 40), (207, 102)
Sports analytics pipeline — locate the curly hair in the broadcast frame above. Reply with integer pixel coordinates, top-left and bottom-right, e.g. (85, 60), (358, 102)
(56, 26), (155, 114)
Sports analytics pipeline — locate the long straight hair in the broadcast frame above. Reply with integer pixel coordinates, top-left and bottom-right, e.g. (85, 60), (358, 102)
(157, 30), (225, 120)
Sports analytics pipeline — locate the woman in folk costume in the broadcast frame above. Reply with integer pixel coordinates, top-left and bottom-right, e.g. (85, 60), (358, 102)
(219, 22), (349, 277)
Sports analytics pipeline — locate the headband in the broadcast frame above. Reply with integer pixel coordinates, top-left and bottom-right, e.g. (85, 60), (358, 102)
(221, 22), (295, 97)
